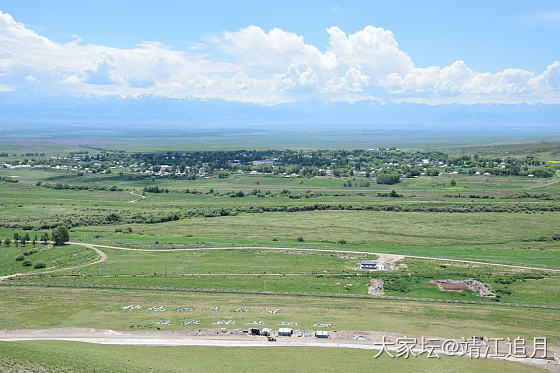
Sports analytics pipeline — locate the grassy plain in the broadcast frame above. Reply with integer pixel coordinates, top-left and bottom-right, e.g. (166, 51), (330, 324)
(1, 286), (560, 345)
(0, 341), (543, 373)
(1, 168), (560, 268)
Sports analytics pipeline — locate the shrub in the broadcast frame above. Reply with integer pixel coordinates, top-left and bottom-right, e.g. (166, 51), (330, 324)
(15, 254), (24, 261)
(107, 213), (121, 222)
(22, 260), (32, 267)
(297, 236), (304, 242)
(34, 262), (46, 269)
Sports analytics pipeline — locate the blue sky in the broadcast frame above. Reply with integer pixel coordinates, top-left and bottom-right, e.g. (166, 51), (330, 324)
(0, 1), (559, 105)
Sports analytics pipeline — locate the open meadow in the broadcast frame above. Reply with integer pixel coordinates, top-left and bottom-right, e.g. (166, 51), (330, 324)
(1, 142), (559, 371)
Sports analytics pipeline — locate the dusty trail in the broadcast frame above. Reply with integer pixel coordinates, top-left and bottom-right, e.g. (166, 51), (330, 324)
(530, 178), (560, 189)
(129, 190), (146, 203)
(67, 242), (560, 273)
(0, 244), (107, 283)
(0, 328), (557, 371)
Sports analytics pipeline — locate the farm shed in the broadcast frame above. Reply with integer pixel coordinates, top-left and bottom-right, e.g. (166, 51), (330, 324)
(315, 330), (329, 339)
(360, 260), (377, 270)
(261, 328), (272, 336)
(277, 328), (293, 337)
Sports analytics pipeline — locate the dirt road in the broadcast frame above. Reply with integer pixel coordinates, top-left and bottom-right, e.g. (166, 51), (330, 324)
(530, 178), (560, 189)
(67, 242), (560, 273)
(129, 190), (146, 203)
(0, 328), (557, 371)
(0, 244), (107, 283)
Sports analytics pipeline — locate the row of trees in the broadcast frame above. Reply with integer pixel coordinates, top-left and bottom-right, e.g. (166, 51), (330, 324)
(3, 226), (69, 247)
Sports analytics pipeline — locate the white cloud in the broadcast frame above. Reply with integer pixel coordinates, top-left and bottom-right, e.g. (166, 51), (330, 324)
(382, 60), (560, 104)
(0, 10), (559, 104)
(325, 26), (413, 77)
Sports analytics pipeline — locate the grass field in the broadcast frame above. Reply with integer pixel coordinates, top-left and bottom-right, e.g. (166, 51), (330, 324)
(8, 247), (560, 305)
(0, 341), (543, 373)
(2, 167), (559, 269)
(1, 287), (560, 345)
(0, 244), (97, 276)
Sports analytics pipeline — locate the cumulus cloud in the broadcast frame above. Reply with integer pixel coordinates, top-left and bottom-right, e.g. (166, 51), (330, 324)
(0, 10), (559, 104)
(381, 60), (560, 103)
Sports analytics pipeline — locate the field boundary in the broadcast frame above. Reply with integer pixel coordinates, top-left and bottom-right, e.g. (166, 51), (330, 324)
(3, 281), (559, 309)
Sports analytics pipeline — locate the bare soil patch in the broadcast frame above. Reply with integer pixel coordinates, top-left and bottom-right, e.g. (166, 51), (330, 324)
(433, 279), (496, 297)
(437, 282), (471, 291)
(368, 279), (384, 296)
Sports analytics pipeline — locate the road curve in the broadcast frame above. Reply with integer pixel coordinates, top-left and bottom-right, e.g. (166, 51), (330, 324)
(129, 190), (146, 203)
(67, 242), (560, 273)
(0, 244), (107, 283)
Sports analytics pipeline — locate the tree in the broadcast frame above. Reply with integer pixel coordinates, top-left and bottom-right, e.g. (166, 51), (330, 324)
(41, 232), (49, 245)
(52, 226), (69, 246)
(4, 238), (10, 246)
(450, 179), (457, 187)
(32, 235), (37, 246)
(13, 233), (19, 247)
(376, 172), (401, 185)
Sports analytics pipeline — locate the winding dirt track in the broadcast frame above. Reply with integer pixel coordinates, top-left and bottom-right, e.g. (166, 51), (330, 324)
(68, 242), (560, 273)
(129, 190), (146, 203)
(0, 244), (107, 283)
(2, 241), (558, 289)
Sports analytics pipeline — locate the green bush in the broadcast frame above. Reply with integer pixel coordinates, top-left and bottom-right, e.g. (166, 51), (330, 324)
(376, 172), (401, 185)
(33, 262), (46, 269)
(22, 260), (32, 267)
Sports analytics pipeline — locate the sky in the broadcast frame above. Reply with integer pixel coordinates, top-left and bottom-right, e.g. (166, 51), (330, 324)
(0, 1), (559, 105)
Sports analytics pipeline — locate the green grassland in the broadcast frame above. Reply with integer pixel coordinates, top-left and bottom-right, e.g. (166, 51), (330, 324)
(0, 341), (542, 373)
(0, 242), (549, 299)
(9, 248), (559, 305)
(1, 286), (560, 345)
(8, 273), (374, 295)
(0, 244), (97, 276)
(55, 248), (373, 275)
(1, 168), (560, 268)
(375, 258), (560, 305)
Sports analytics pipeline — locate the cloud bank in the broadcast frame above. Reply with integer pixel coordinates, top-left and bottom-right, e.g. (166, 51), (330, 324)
(0, 10), (559, 105)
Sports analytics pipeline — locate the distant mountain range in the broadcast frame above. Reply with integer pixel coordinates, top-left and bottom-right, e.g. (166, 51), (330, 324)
(0, 93), (558, 129)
